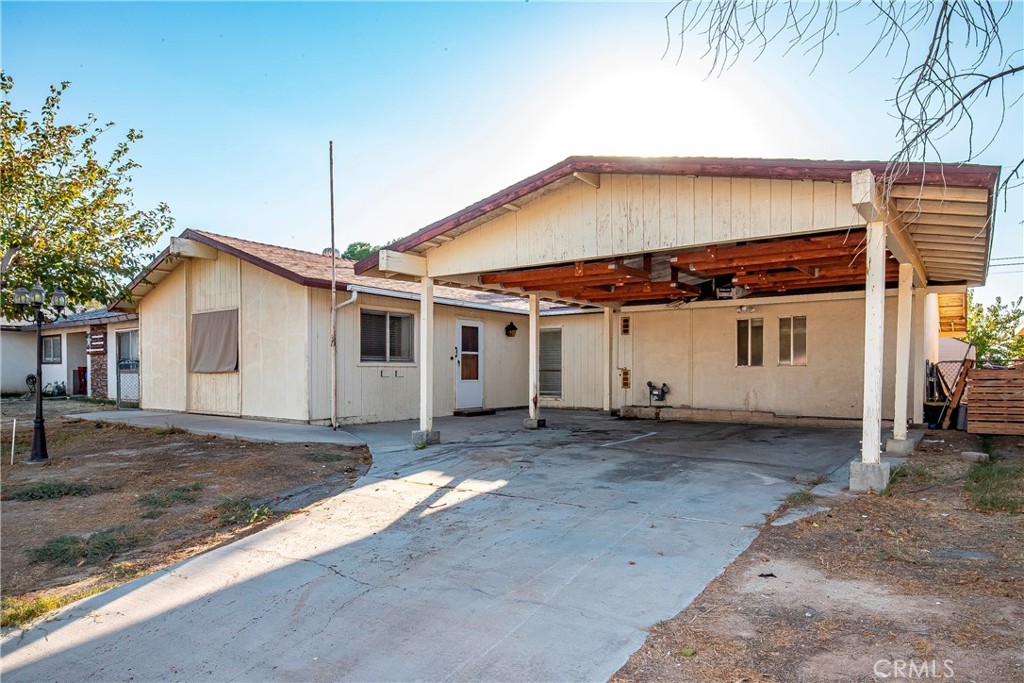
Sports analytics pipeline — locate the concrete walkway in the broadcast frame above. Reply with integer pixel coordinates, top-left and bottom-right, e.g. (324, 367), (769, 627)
(1, 411), (855, 682)
(66, 409), (364, 446)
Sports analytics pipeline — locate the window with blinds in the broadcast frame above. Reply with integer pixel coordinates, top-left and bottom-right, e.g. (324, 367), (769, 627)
(361, 310), (414, 363)
(539, 328), (562, 397)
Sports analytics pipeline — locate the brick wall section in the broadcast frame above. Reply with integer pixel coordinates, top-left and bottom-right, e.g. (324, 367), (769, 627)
(88, 324), (108, 399)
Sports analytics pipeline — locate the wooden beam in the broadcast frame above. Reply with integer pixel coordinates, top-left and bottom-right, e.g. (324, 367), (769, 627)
(670, 231), (859, 267)
(170, 237), (218, 260)
(480, 261), (649, 286)
(502, 202), (521, 212)
(851, 170), (927, 286)
(559, 281), (698, 302)
(379, 249), (427, 277)
(572, 171), (601, 189)
(679, 247), (866, 275)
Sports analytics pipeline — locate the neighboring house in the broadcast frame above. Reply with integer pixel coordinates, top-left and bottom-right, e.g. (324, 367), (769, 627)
(352, 156), (997, 475)
(0, 309), (139, 402)
(111, 230), (578, 424)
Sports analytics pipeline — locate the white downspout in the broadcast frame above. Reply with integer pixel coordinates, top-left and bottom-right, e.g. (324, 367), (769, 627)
(331, 290), (358, 430)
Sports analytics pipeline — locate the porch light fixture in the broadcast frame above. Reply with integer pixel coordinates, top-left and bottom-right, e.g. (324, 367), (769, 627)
(505, 321), (518, 337)
(13, 282), (67, 463)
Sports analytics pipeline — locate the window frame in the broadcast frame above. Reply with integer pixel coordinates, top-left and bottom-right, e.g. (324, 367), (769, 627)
(736, 318), (764, 368)
(358, 307), (416, 365)
(538, 327), (563, 398)
(778, 315), (808, 367)
(42, 335), (62, 364)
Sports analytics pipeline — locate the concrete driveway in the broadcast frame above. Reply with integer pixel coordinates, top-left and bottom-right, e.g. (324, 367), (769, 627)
(1, 412), (854, 682)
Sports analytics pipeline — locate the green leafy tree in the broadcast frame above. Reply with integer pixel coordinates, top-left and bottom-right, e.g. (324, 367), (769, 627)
(1, 72), (174, 318)
(341, 241), (391, 261)
(966, 292), (1024, 365)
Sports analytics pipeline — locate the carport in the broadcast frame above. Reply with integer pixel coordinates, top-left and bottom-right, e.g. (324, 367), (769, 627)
(355, 157), (998, 491)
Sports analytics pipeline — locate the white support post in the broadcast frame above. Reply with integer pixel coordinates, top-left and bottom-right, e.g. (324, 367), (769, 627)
(911, 289), (926, 424)
(602, 307), (612, 412)
(851, 220), (890, 490)
(890, 263), (913, 447)
(412, 276), (439, 448)
(524, 294), (545, 429)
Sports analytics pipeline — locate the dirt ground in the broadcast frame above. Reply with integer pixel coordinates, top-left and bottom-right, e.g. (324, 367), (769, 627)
(0, 398), (370, 623)
(614, 431), (1023, 683)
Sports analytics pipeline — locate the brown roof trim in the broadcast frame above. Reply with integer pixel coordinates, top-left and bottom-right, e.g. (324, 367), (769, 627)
(353, 156), (1001, 275)
(182, 230), (346, 290)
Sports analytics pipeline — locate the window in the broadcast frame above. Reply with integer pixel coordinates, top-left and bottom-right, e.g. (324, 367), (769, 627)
(539, 328), (562, 397)
(360, 310), (414, 363)
(736, 318), (764, 367)
(620, 316), (631, 335)
(779, 316), (808, 366)
(42, 335), (61, 364)
(189, 309), (239, 373)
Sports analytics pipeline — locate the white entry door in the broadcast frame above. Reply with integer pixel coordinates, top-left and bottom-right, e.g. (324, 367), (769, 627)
(455, 320), (484, 409)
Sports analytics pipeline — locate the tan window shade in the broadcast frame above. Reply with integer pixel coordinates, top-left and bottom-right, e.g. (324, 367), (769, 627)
(190, 309), (239, 373)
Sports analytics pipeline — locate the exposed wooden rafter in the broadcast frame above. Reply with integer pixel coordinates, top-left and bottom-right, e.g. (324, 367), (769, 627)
(559, 281), (698, 303)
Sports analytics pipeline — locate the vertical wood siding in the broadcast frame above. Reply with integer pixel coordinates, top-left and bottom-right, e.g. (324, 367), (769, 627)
(426, 175), (866, 277)
(539, 312), (605, 410)
(312, 292), (530, 424)
(139, 265), (187, 411)
(239, 262), (309, 421)
(188, 255), (241, 415)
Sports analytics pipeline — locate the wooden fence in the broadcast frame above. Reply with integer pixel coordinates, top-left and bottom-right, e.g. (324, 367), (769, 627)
(966, 367), (1024, 436)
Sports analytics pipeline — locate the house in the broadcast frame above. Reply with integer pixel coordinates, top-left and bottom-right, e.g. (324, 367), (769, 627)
(352, 156), (999, 490)
(111, 230), (579, 425)
(1, 309), (139, 403)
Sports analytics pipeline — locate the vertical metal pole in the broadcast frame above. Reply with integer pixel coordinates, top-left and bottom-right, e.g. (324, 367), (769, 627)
(29, 308), (48, 462)
(329, 141), (338, 430)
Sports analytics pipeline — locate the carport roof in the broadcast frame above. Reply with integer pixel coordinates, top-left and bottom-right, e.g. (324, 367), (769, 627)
(352, 156), (1001, 288)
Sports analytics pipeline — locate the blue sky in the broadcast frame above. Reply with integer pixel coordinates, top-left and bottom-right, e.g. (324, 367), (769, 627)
(2, 1), (1021, 304)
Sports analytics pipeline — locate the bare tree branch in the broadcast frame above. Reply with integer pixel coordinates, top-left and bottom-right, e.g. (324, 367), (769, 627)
(664, 1), (1023, 198)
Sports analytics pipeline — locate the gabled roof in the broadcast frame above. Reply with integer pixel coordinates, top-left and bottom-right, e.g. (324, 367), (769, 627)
(115, 230), (574, 314)
(3, 308), (137, 331)
(352, 155), (1000, 277)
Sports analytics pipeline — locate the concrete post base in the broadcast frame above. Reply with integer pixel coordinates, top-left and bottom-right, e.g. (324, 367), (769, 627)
(411, 430), (440, 449)
(885, 438), (915, 455)
(849, 461), (891, 493)
(523, 418), (546, 429)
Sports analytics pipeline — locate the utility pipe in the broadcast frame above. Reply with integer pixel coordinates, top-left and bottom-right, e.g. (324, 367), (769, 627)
(331, 290), (359, 430)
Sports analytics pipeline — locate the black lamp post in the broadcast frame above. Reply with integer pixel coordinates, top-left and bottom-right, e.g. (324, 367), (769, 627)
(13, 283), (67, 463)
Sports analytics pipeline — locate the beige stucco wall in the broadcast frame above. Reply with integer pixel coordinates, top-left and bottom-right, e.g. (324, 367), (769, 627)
(140, 265), (187, 411)
(318, 291), (530, 424)
(546, 292), (909, 421)
(425, 174), (866, 277)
